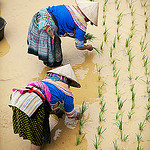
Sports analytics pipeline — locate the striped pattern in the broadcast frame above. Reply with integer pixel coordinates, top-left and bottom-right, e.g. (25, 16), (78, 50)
(12, 106), (45, 146)
(9, 90), (43, 117)
(43, 79), (73, 97)
(27, 8), (62, 67)
(66, 108), (77, 118)
(75, 38), (84, 47)
(65, 5), (87, 32)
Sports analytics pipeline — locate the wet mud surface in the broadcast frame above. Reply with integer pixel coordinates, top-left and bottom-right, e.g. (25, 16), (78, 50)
(0, 0), (150, 150)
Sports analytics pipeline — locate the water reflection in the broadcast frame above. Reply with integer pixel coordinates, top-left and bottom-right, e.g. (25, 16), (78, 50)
(0, 37), (10, 57)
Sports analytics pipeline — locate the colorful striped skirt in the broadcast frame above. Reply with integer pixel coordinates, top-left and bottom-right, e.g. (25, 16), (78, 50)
(27, 8), (63, 67)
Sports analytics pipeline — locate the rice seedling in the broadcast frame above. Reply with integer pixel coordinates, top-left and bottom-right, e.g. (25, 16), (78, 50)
(128, 111), (135, 119)
(130, 84), (135, 92)
(130, 24), (135, 31)
(79, 101), (88, 115)
(127, 47), (132, 55)
(145, 111), (150, 120)
(100, 102), (106, 113)
(103, 5), (106, 12)
(117, 95), (121, 102)
(104, 33), (108, 42)
(113, 139), (119, 150)
(147, 86), (150, 93)
(100, 41), (104, 50)
(98, 86), (102, 97)
(136, 133), (143, 150)
(145, 103), (150, 110)
(96, 64), (103, 73)
(131, 100), (135, 110)
(145, 23), (148, 30)
(128, 74), (132, 80)
(110, 46), (113, 57)
(104, 0), (108, 5)
(132, 91), (136, 101)
(113, 70), (120, 77)
(117, 17), (121, 25)
(145, 67), (148, 75)
(93, 47), (102, 55)
(79, 117), (88, 126)
(140, 36), (144, 45)
(142, 54), (146, 59)
(144, 10), (147, 16)
(100, 96), (104, 105)
(129, 32), (133, 38)
(97, 126), (106, 137)
(144, 57), (148, 67)
(129, 0), (133, 9)
(84, 33), (96, 42)
(76, 133), (86, 145)
(116, 2), (120, 10)
(115, 111), (121, 120)
(115, 76), (119, 87)
(98, 75), (101, 81)
(117, 33), (121, 40)
(115, 0), (119, 4)
(145, 16), (150, 23)
(128, 63), (131, 71)
(114, 116), (123, 130)
(125, 38), (130, 47)
(144, 31), (147, 37)
(118, 99), (127, 110)
(113, 36), (116, 48)
(79, 124), (82, 135)
(148, 94), (150, 101)
(129, 54), (135, 64)
(99, 111), (106, 122)
(131, 8), (135, 16)
(93, 135), (101, 149)
(138, 120), (146, 131)
(120, 131), (129, 142)
(103, 27), (109, 35)
(142, 42), (148, 52)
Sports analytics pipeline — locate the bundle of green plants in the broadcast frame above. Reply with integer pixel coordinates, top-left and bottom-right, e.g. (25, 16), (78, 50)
(120, 131), (129, 142)
(76, 133), (86, 145)
(84, 33), (96, 43)
(93, 135), (101, 149)
(79, 101), (88, 115)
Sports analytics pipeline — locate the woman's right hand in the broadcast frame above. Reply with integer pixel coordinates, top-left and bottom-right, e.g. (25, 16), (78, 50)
(86, 44), (93, 51)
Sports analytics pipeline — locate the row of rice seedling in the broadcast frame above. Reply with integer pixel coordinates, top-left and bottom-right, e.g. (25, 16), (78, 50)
(76, 101), (88, 146)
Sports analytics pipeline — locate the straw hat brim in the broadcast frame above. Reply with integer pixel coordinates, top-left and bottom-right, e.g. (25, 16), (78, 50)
(76, 0), (99, 26)
(47, 64), (81, 88)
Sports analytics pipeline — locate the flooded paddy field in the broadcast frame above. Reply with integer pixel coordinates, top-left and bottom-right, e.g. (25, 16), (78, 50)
(0, 0), (150, 150)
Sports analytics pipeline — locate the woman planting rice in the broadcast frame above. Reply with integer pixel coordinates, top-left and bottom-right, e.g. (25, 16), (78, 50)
(9, 64), (83, 150)
(27, 0), (99, 67)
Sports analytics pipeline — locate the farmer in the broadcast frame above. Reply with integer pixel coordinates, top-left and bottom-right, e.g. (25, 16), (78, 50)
(9, 64), (82, 150)
(27, 0), (99, 67)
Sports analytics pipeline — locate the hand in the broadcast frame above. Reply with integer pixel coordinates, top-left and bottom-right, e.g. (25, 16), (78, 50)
(86, 45), (93, 51)
(75, 112), (83, 120)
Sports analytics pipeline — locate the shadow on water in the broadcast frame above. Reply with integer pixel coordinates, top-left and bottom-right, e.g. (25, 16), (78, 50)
(0, 37), (10, 57)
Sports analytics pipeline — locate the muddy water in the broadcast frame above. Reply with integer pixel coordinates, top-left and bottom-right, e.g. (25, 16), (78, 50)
(0, 0), (150, 150)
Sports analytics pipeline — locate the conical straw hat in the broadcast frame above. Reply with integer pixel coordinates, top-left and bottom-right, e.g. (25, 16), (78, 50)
(76, 0), (99, 26)
(47, 64), (81, 88)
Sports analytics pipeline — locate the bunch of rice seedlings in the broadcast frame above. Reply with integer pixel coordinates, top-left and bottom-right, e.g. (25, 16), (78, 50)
(96, 64), (103, 73)
(79, 101), (88, 115)
(117, 33), (121, 40)
(132, 91), (136, 101)
(110, 46), (113, 57)
(76, 133), (86, 145)
(120, 131), (129, 142)
(93, 135), (101, 149)
(104, 33), (108, 42)
(128, 73), (133, 80)
(125, 38), (130, 47)
(100, 102), (106, 113)
(93, 47), (102, 55)
(129, 0), (133, 8)
(136, 133), (143, 150)
(128, 111), (135, 119)
(118, 99), (127, 110)
(130, 84), (135, 92)
(116, 2), (120, 9)
(131, 7), (135, 16)
(84, 33), (96, 43)
(145, 103), (150, 110)
(129, 53), (135, 64)
(113, 36), (116, 48)
(131, 100), (135, 110)
(98, 86), (103, 97)
(100, 41), (104, 50)
(127, 47), (132, 55)
(138, 120), (146, 131)
(115, 76), (119, 87)
(144, 57), (148, 67)
(114, 116), (123, 130)
(113, 139), (119, 150)
(103, 15), (106, 25)
(99, 111), (106, 122)
(115, 111), (121, 120)
(100, 96), (104, 105)
(97, 126), (106, 137)
(113, 69), (120, 77)
(145, 111), (150, 120)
